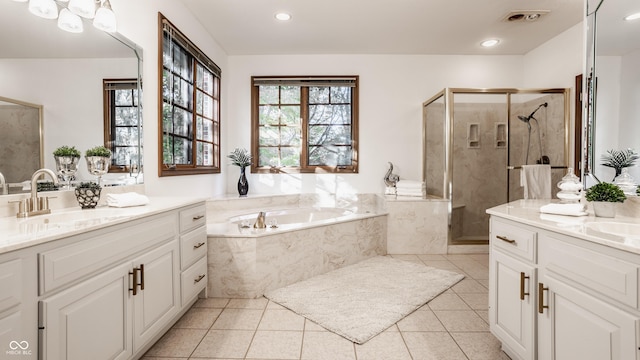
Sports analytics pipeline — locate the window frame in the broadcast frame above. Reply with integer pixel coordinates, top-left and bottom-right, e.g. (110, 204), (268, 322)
(158, 13), (221, 177)
(103, 78), (141, 173)
(251, 75), (359, 174)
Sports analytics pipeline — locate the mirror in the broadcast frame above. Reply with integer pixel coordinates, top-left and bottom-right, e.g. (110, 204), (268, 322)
(0, 1), (142, 195)
(585, 0), (640, 184)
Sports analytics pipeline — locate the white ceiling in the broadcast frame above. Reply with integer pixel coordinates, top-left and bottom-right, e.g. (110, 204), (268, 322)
(179, 0), (585, 55)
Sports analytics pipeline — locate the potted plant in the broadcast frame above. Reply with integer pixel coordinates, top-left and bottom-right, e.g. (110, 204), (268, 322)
(85, 146), (112, 185)
(74, 181), (102, 209)
(601, 148), (639, 181)
(227, 148), (252, 197)
(53, 145), (81, 189)
(585, 182), (626, 217)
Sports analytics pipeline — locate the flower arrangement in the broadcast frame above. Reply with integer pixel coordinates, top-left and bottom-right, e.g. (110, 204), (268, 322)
(228, 148), (252, 168)
(601, 148), (639, 180)
(53, 145), (81, 158)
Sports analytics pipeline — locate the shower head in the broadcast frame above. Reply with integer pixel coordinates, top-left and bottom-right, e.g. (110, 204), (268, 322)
(520, 102), (548, 122)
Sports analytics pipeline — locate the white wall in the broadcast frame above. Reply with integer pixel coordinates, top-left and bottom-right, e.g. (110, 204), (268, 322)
(619, 49), (640, 181)
(111, 0), (229, 197)
(227, 55), (524, 195)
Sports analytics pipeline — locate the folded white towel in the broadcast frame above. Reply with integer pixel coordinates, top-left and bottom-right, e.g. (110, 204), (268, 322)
(396, 180), (425, 189)
(520, 165), (551, 199)
(106, 192), (150, 208)
(396, 189), (425, 197)
(539, 203), (587, 217)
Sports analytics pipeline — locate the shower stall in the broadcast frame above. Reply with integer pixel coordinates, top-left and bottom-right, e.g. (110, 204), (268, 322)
(423, 88), (570, 245)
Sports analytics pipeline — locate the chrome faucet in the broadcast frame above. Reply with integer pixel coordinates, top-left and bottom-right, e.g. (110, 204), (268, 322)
(0, 171), (6, 195)
(13, 168), (59, 218)
(253, 211), (266, 229)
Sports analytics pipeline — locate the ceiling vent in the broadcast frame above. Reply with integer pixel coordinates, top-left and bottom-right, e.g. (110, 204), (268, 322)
(504, 10), (550, 22)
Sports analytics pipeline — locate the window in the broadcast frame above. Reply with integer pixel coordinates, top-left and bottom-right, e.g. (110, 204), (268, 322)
(103, 79), (142, 173)
(251, 76), (359, 173)
(158, 13), (221, 176)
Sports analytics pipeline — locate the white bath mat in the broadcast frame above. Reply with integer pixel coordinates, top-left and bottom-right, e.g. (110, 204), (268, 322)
(264, 256), (464, 344)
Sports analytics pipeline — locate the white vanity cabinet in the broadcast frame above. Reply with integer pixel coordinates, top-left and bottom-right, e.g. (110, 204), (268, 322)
(0, 250), (38, 359)
(29, 201), (207, 360)
(489, 214), (640, 360)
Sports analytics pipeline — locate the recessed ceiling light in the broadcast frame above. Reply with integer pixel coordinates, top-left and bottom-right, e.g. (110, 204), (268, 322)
(481, 39), (500, 48)
(275, 12), (291, 21)
(624, 12), (640, 21)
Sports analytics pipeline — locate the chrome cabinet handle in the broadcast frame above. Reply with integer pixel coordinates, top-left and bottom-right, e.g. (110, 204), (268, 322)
(194, 274), (206, 284)
(520, 272), (530, 300)
(538, 282), (549, 314)
(193, 242), (206, 249)
(192, 215), (204, 221)
(496, 235), (516, 244)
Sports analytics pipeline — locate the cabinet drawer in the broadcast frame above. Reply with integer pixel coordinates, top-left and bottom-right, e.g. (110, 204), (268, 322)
(180, 226), (207, 270)
(180, 205), (206, 234)
(539, 233), (639, 308)
(39, 214), (177, 294)
(0, 258), (22, 311)
(181, 256), (207, 305)
(491, 218), (537, 263)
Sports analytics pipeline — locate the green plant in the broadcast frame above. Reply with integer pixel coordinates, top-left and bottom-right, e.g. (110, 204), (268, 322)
(601, 148), (639, 179)
(53, 145), (81, 158)
(85, 146), (112, 157)
(228, 148), (252, 167)
(75, 181), (101, 190)
(585, 182), (626, 203)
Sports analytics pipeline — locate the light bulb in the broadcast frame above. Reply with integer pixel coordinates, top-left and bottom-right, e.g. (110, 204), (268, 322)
(93, 0), (116, 32)
(58, 8), (83, 33)
(68, 0), (96, 19)
(28, 0), (59, 19)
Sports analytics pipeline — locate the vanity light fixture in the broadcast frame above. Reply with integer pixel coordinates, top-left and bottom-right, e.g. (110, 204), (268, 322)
(68, 0), (96, 19)
(275, 12), (292, 21)
(93, 0), (116, 32)
(11, 0), (28, 3)
(58, 7), (83, 33)
(624, 12), (640, 21)
(481, 39), (500, 48)
(28, 0), (59, 19)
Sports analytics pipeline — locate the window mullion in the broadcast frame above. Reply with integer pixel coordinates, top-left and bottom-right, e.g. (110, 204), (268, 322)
(191, 59), (198, 168)
(300, 86), (309, 169)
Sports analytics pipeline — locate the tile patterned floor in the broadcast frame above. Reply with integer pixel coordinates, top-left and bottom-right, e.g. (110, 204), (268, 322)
(143, 254), (511, 360)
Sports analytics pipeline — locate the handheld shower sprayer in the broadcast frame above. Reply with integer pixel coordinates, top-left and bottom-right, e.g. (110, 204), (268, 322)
(518, 102), (549, 165)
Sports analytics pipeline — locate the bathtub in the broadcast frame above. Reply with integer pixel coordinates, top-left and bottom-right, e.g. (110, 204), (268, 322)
(206, 206), (388, 298)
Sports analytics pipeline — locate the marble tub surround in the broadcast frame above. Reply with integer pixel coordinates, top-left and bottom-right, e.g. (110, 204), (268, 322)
(0, 183), (145, 218)
(205, 193), (384, 223)
(386, 196), (449, 254)
(487, 199), (640, 254)
(207, 214), (387, 298)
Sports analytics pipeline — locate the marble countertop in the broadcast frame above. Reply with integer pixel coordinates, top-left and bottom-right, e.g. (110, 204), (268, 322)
(0, 197), (206, 255)
(487, 200), (640, 255)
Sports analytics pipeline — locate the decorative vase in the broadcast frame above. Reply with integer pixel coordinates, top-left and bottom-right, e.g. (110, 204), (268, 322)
(54, 155), (80, 189)
(86, 155), (111, 185)
(75, 186), (102, 209)
(592, 201), (616, 218)
(237, 166), (249, 197)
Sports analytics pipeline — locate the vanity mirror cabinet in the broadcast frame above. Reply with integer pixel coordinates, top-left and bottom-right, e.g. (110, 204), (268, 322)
(0, 201), (207, 360)
(0, 1), (142, 193)
(489, 213), (640, 360)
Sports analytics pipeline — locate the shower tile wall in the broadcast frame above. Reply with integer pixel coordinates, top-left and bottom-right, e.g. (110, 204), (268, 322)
(452, 103), (507, 241)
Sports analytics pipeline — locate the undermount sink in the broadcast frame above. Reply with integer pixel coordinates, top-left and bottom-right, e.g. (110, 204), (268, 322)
(585, 222), (640, 239)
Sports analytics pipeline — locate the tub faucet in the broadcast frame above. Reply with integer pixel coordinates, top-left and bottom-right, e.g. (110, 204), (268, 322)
(0, 171), (6, 195)
(12, 168), (59, 218)
(254, 211), (266, 229)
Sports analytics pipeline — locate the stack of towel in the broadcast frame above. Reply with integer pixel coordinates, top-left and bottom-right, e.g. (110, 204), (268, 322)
(396, 180), (426, 197)
(539, 203), (587, 217)
(106, 192), (150, 208)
